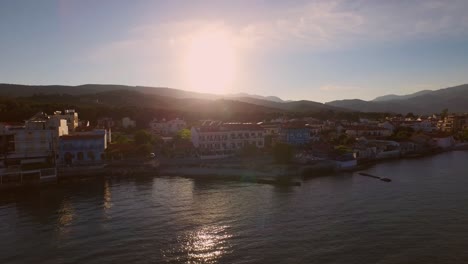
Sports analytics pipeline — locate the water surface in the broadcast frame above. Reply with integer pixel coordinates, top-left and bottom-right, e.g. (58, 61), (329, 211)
(1, 151), (468, 263)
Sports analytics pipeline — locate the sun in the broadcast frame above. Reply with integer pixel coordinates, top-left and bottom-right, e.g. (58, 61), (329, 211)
(184, 29), (237, 94)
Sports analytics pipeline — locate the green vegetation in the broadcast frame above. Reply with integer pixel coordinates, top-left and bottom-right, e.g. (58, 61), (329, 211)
(107, 129), (162, 159)
(175, 128), (191, 141)
(390, 127), (415, 141)
(334, 145), (352, 155)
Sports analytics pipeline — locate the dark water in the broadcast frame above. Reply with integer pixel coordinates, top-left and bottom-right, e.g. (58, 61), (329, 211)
(2, 151), (468, 264)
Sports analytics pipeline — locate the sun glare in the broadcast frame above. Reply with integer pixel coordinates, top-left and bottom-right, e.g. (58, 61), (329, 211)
(184, 29), (237, 94)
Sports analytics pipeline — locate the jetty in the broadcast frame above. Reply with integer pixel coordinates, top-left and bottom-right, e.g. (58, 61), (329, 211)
(358, 172), (392, 182)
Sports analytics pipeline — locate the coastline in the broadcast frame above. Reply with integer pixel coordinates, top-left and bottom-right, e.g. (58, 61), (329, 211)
(1, 148), (467, 191)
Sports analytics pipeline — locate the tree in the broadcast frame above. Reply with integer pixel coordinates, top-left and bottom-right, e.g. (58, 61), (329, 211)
(390, 127), (414, 141)
(272, 143), (294, 164)
(113, 133), (129, 144)
(176, 129), (191, 141)
(134, 130), (155, 145)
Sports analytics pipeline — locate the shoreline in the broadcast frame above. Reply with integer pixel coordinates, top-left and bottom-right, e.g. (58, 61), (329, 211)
(1, 148), (466, 191)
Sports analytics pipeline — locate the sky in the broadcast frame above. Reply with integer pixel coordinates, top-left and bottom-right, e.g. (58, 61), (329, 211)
(1, 0), (468, 102)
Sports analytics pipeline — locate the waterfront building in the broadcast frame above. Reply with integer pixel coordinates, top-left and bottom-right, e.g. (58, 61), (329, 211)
(149, 118), (186, 136)
(191, 121), (265, 159)
(2, 112), (69, 166)
(259, 122), (281, 136)
(278, 122), (310, 145)
(58, 129), (108, 165)
(431, 134), (455, 149)
(345, 125), (392, 138)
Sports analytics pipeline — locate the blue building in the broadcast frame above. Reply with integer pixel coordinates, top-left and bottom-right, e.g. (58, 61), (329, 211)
(58, 130), (107, 165)
(279, 122), (311, 145)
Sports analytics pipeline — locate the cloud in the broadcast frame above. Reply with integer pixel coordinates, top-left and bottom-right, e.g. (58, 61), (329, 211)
(92, 0), (468, 56)
(83, 0), (468, 68)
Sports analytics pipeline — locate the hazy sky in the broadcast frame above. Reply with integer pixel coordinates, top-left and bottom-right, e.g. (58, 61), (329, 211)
(1, 0), (468, 102)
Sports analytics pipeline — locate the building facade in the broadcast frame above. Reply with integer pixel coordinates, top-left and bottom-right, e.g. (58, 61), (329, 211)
(51, 109), (78, 132)
(149, 118), (186, 135)
(58, 130), (107, 165)
(278, 122), (310, 145)
(191, 121), (264, 158)
(6, 112), (69, 165)
(345, 126), (392, 138)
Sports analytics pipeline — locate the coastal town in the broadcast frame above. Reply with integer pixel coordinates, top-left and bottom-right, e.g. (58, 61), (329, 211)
(0, 108), (467, 188)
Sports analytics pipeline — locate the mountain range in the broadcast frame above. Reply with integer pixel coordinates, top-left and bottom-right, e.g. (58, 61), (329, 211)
(326, 84), (468, 114)
(1, 83), (468, 114)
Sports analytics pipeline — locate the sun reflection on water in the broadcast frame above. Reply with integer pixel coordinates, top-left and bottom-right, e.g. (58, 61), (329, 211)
(103, 180), (112, 210)
(163, 225), (233, 263)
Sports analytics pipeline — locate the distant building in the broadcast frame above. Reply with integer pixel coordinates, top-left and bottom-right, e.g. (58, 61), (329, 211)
(149, 118), (186, 136)
(307, 124), (322, 142)
(97, 117), (116, 129)
(51, 109), (79, 132)
(439, 115), (468, 133)
(259, 122), (281, 136)
(345, 125), (392, 138)
(191, 121), (265, 159)
(431, 134), (455, 149)
(278, 122), (310, 145)
(122, 117), (136, 129)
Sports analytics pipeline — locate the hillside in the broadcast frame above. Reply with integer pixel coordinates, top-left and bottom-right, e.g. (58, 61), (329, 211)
(327, 84), (468, 114)
(0, 83), (339, 113)
(0, 83), (285, 103)
(229, 97), (345, 113)
(372, 90), (433, 102)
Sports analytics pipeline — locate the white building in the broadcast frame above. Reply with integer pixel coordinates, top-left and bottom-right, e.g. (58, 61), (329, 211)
(51, 109), (78, 132)
(7, 112), (69, 165)
(345, 126), (392, 138)
(122, 117), (136, 129)
(149, 118), (186, 135)
(191, 121), (265, 159)
(433, 135), (455, 149)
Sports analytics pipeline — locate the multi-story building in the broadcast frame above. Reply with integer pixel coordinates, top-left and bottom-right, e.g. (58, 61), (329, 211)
(4, 112), (69, 166)
(149, 118), (186, 136)
(191, 121), (264, 158)
(51, 109), (79, 132)
(278, 122), (310, 145)
(307, 124), (322, 142)
(439, 115), (468, 133)
(58, 129), (108, 165)
(345, 125), (392, 138)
